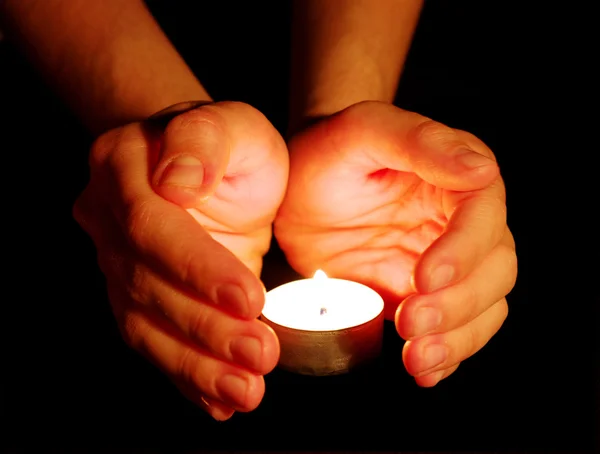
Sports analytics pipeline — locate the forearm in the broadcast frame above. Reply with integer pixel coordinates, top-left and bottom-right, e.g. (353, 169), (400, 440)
(0, 0), (210, 135)
(290, 0), (423, 132)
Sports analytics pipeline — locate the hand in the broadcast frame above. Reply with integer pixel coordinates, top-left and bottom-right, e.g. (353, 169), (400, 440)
(74, 101), (289, 419)
(275, 101), (517, 386)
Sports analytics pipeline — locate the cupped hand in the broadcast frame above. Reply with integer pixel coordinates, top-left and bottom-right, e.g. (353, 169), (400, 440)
(74, 101), (289, 419)
(275, 101), (516, 386)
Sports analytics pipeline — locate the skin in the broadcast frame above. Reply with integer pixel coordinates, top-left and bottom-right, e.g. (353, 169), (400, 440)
(1, 0), (517, 419)
(74, 101), (289, 420)
(276, 101), (517, 386)
(283, 0), (516, 386)
(0, 0), (210, 134)
(288, 0), (423, 133)
(0, 0), (287, 420)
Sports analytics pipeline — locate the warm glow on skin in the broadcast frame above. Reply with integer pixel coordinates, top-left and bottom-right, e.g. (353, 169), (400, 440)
(275, 101), (514, 389)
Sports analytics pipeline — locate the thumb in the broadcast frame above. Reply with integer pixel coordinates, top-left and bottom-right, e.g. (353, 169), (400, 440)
(332, 102), (500, 192)
(404, 117), (500, 191)
(150, 103), (230, 208)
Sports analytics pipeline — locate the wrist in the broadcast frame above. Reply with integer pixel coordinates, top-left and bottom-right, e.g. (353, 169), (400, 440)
(288, 80), (395, 137)
(91, 72), (211, 136)
(288, 36), (401, 137)
(288, 0), (424, 136)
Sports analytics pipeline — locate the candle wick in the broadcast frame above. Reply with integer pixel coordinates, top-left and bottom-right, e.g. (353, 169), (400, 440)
(320, 307), (327, 316)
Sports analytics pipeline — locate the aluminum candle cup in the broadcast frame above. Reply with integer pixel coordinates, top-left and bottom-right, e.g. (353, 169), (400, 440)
(260, 270), (385, 376)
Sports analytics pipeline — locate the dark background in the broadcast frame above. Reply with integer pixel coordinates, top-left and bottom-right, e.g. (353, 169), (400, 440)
(2, 1), (596, 453)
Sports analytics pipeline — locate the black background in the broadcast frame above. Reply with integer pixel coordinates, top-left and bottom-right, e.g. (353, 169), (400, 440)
(2, 1), (596, 452)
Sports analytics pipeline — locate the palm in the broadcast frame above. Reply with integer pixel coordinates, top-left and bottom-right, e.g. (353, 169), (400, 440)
(277, 102), (512, 387)
(165, 105), (289, 277)
(189, 151), (287, 275)
(276, 115), (457, 319)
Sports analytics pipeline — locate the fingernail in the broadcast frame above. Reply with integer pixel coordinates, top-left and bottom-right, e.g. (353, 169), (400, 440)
(230, 336), (263, 371)
(421, 344), (447, 372)
(216, 284), (249, 318)
(456, 148), (494, 170)
(200, 395), (235, 421)
(426, 369), (445, 387)
(428, 264), (454, 292)
(413, 307), (442, 337)
(216, 374), (248, 408)
(211, 408), (235, 422)
(160, 155), (204, 187)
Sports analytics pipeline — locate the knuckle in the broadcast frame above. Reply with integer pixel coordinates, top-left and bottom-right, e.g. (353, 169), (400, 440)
(167, 108), (224, 135)
(187, 308), (213, 347)
(120, 310), (147, 351)
(462, 283), (481, 325)
(410, 119), (458, 146)
(497, 244), (518, 292)
(178, 347), (202, 388)
(454, 129), (497, 161)
(179, 246), (197, 287)
(465, 299), (508, 360)
(124, 196), (155, 248)
(465, 322), (480, 359)
(507, 257), (518, 292)
(125, 262), (152, 307)
(503, 227), (517, 249)
(104, 126), (147, 175)
(498, 299), (509, 323)
(90, 127), (122, 168)
(89, 142), (105, 169)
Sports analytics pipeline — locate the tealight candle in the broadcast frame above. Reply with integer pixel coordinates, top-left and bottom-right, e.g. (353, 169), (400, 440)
(261, 270), (385, 376)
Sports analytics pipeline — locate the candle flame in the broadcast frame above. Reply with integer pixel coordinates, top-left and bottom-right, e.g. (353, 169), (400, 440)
(313, 269), (327, 280)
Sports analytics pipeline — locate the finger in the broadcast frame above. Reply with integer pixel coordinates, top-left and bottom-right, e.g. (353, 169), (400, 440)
(307, 101), (499, 191)
(174, 380), (236, 421)
(402, 298), (508, 378)
(120, 258), (279, 374)
(82, 171), (279, 373)
(150, 101), (287, 210)
(397, 229), (517, 339)
(97, 123), (265, 320)
(403, 119), (500, 191)
(414, 363), (460, 388)
(72, 184), (132, 281)
(119, 307), (266, 412)
(107, 285), (237, 420)
(149, 102), (230, 208)
(413, 181), (508, 293)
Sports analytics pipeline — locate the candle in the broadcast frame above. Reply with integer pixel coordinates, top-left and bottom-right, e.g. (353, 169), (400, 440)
(261, 270), (385, 376)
